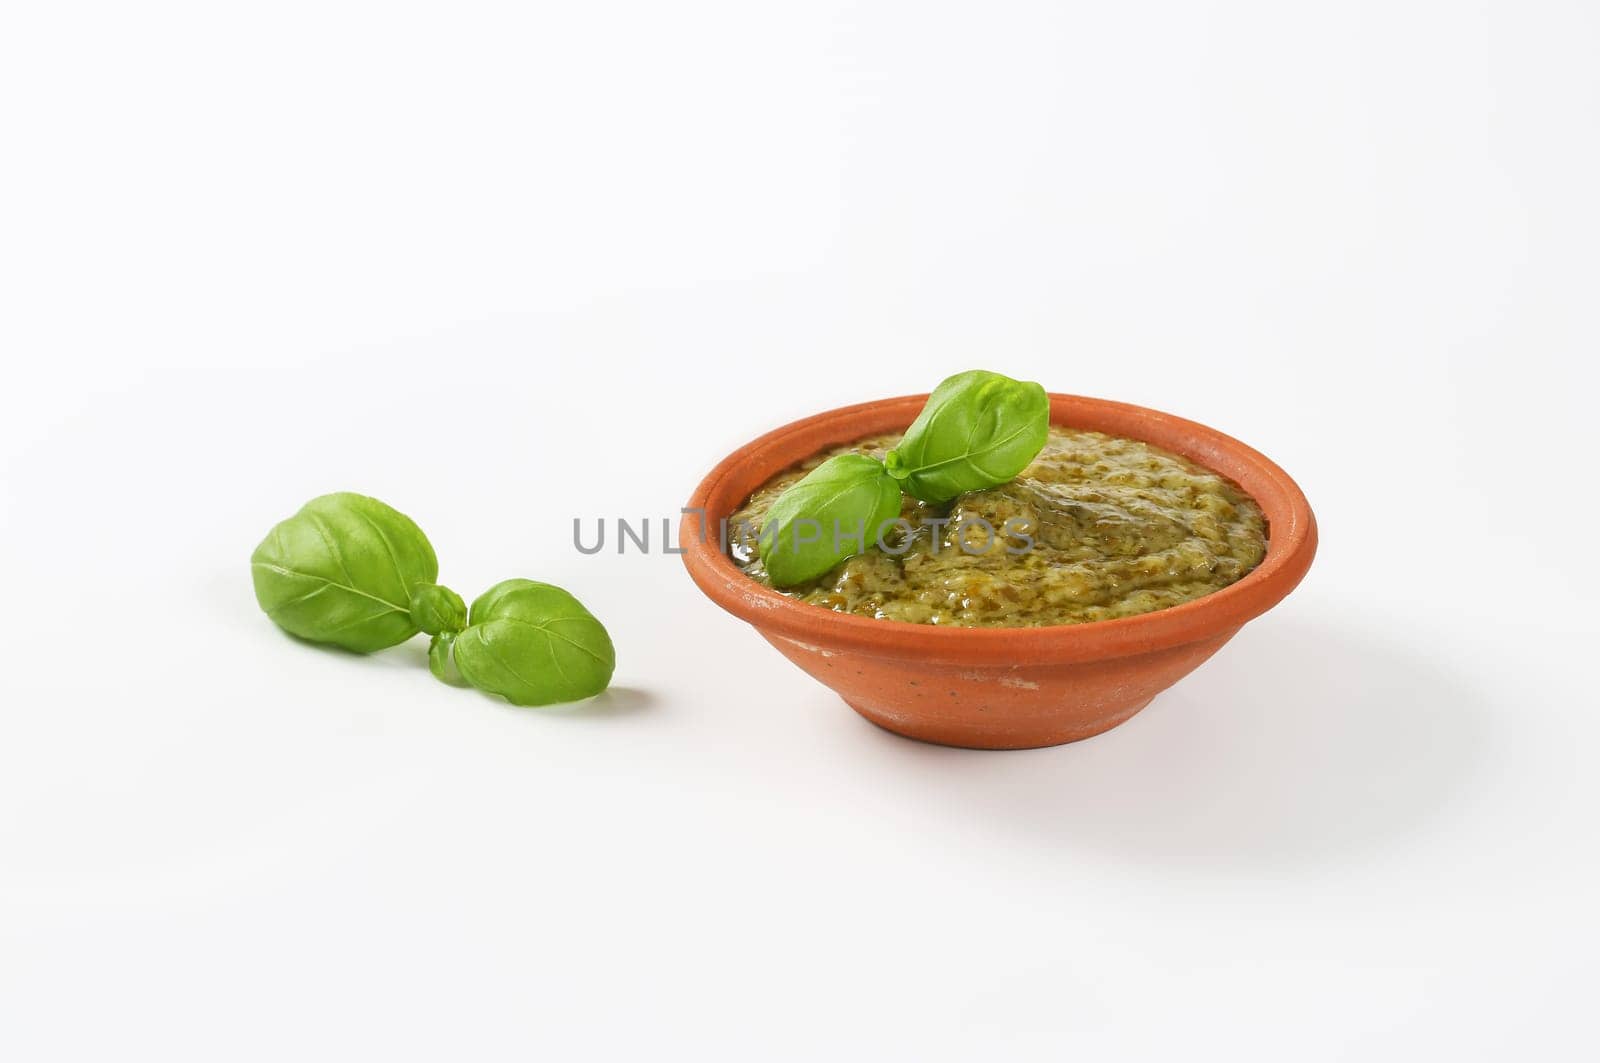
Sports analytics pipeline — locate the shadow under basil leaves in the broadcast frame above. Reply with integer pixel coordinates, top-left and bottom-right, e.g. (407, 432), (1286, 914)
(534, 685), (656, 717)
(275, 629), (649, 715)
(855, 616), (1489, 872)
(459, 684), (656, 717)
(276, 627), (432, 670)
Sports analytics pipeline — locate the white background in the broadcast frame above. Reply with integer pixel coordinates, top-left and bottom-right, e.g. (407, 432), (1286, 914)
(2, 2), (1596, 1059)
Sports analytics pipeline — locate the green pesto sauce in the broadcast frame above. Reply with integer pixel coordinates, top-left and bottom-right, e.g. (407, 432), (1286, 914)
(729, 427), (1268, 628)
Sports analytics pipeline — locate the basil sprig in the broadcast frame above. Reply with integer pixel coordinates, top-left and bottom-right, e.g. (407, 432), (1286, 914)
(885, 370), (1050, 503)
(757, 454), (903, 587)
(251, 493), (614, 707)
(757, 370), (1050, 587)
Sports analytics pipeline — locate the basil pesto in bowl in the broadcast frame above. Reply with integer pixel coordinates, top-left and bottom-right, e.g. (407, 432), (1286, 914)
(681, 389), (1316, 748)
(728, 427), (1268, 628)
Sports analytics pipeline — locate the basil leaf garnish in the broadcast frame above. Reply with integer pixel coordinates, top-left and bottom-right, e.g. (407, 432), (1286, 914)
(757, 453), (903, 587)
(884, 370), (1050, 503)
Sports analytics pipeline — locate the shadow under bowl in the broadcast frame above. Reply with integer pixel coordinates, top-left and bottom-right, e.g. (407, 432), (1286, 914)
(680, 393), (1317, 750)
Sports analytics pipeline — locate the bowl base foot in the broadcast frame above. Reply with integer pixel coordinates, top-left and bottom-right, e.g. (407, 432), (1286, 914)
(844, 696), (1156, 751)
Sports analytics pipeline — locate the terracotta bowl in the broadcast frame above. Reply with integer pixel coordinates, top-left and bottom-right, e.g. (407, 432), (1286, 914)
(680, 394), (1317, 750)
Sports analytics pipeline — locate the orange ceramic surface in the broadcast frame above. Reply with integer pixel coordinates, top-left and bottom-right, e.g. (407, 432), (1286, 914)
(680, 394), (1317, 750)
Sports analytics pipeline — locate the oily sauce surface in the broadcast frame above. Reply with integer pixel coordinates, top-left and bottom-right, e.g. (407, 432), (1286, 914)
(729, 427), (1268, 628)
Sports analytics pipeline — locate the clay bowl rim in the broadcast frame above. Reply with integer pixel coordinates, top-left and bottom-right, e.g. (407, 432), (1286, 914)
(681, 393), (1317, 665)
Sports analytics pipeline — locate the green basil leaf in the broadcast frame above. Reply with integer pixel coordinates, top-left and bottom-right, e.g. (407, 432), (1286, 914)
(451, 579), (616, 706)
(884, 370), (1050, 502)
(757, 453), (903, 588)
(409, 582), (467, 636)
(250, 492), (440, 653)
